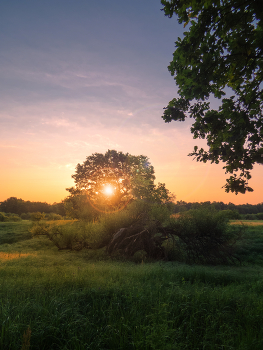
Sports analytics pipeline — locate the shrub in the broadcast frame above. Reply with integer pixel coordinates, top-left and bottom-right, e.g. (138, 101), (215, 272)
(96, 200), (173, 248)
(30, 221), (50, 236)
(21, 213), (31, 220)
(9, 214), (21, 222)
(0, 212), (8, 222)
(132, 249), (147, 263)
(244, 214), (257, 220)
(30, 221), (90, 251)
(0, 212), (21, 222)
(218, 209), (241, 220)
(44, 213), (63, 220)
(148, 202), (172, 224)
(93, 200), (147, 248)
(167, 208), (243, 264)
(31, 212), (45, 222)
(29, 200), (173, 255)
(63, 194), (98, 221)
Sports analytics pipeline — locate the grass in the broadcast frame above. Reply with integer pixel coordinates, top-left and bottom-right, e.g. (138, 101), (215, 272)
(231, 220), (263, 226)
(0, 221), (32, 245)
(1, 220), (263, 349)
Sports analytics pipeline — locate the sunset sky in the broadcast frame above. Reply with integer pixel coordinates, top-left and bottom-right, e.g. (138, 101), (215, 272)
(1, 0), (262, 205)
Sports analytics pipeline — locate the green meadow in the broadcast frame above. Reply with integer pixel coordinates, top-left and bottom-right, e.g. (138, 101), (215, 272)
(1, 220), (263, 349)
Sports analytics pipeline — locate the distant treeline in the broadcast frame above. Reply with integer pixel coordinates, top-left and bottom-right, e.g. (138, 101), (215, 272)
(0, 197), (66, 216)
(172, 201), (263, 217)
(0, 197), (263, 218)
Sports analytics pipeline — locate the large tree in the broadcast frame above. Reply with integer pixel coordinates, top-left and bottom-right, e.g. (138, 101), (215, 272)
(66, 150), (172, 214)
(161, 0), (263, 194)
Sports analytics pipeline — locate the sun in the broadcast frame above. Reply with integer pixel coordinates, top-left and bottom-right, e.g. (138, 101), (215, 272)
(103, 184), (114, 196)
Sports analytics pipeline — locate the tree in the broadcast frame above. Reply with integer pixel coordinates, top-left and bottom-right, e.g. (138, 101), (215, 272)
(0, 197), (61, 215)
(66, 149), (173, 215)
(0, 197), (25, 215)
(161, 0), (263, 194)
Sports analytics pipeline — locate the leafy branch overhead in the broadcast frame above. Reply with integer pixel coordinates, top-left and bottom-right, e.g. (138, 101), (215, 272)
(161, 0), (263, 194)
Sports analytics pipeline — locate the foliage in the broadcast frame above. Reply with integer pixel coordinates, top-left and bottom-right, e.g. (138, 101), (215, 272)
(29, 200), (175, 258)
(243, 212), (263, 220)
(0, 212), (21, 222)
(0, 197), (66, 216)
(161, 0), (263, 193)
(30, 212), (45, 222)
(171, 200), (263, 215)
(29, 220), (90, 251)
(7, 214), (21, 222)
(44, 213), (63, 220)
(217, 209), (241, 220)
(107, 223), (167, 260)
(167, 208), (243, 264)
(104, 200), (175, 259)
(20, 213), (31, 220)
(0, 212), (8, 222)
(29, 201), (245, 264)
(66, 149), (173, 215)
(63, 193), (99, 220)
(29, 201), (145, 251)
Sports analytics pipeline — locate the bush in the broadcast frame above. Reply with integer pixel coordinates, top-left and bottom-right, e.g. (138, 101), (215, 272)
(167, 208), (243, 264)
(132, 249), (147, 263)
(22, 212), (63, 221)
(31, 212), (45, 222)
(0, 212), (8, 222)
(8, 214), (21, 222)
(44, 213), (63, 220)
(63, 194), (98, 221)
(92, 200), (148, 248)
(0, 212), (21, 222)
(148, 202), (172, 224)
(30, 221), (90, 251)
(244, 214), (257, 220)
(29, 200), (174, 255)
(218, 209), (241, 220)
(30, 221), (50, 236)
(21, 213), (31, 220)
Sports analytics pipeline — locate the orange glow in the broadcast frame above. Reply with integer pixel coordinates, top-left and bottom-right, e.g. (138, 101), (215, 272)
(103, 184), (114, 196)
(0, 127), (262, 206)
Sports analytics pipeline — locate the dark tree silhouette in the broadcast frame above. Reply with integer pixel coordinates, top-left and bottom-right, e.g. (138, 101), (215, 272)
(161, 0), (263, 194)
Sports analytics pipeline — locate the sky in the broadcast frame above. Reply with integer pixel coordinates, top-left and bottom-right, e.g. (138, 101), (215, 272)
(0, 0), (262, 205)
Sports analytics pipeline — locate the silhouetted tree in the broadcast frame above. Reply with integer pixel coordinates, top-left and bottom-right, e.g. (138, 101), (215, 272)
(66, 150), (173, 215)
(161, 0), (263, 194)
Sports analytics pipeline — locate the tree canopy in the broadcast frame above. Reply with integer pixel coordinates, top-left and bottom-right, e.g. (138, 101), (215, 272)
(161, 0), (263, 194)
(66, 150), (173, 214)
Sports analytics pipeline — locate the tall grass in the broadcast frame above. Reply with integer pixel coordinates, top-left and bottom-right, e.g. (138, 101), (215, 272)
(1, 221), (263, 349)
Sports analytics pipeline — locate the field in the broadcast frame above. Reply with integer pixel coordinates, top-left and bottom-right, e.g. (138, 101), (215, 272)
(1, 220), (263, 349)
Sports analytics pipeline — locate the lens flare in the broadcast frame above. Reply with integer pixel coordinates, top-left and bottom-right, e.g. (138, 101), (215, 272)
(103, 184), (114, 196)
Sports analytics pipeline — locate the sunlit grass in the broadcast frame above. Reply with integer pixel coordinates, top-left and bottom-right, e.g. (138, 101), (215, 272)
(0, 252), (37, 260)
(231, 220), (263, 226)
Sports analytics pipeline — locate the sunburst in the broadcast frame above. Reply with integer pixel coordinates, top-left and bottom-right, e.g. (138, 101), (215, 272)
(103, 184), (114, 196)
